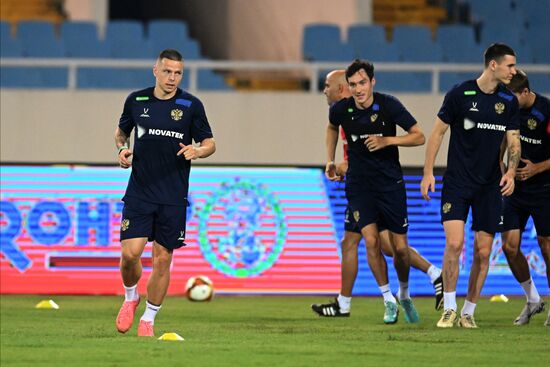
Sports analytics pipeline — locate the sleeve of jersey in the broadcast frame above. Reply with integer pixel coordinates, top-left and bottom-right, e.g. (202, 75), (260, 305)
(386, 95), (417, 131)
(328, 104), (340, 127)
(507, 98), (520, 131)
(118, 94), (135, 136)
(437, 88), (459, 125)
(190, 99), (214, 142)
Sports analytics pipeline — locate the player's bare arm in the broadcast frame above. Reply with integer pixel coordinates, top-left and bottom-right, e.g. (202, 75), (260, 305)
(325, 123), (341, 181)
(500, 129), (521, 196)
(421, 118), (449, 200)
(177, 138), (216, 160)
(114, 127), (132, 169)
(499, 134), (508, 175)
(365, 123), (425, 152)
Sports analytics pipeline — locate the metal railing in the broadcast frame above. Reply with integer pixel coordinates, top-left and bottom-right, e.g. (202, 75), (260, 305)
(2, 58), (550, 93)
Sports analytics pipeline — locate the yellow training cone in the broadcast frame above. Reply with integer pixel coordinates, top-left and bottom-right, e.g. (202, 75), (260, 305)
(158, 332), (184, 341)
(490, 294), (509, 303)
(35, 300), (60, 309)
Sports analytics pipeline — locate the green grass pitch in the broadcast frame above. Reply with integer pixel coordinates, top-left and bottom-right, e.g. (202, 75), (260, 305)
(1, 295), (548, 366)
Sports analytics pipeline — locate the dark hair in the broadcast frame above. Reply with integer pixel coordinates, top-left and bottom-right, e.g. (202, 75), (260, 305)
(158, 49), (183, 61)
(484, 43), (515, 67)
(345, 59), (374, 81)
(507, 69), (530, 93)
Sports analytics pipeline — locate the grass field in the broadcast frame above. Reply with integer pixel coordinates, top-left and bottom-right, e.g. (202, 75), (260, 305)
(1, 295), (548, 367)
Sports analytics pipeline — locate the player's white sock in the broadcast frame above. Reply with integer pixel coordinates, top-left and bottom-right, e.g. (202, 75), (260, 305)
(443, 291), (457, 311)
(337, 294), (351, 313)
(141, 301), (161, 324)
(123, 284), (139, 302)
(520, 278), (541, 303)
(397, 281), (410, 300)
(427, 265), (442, 284)
(379, 284), (396, 303)
(461, 300), (476, 317)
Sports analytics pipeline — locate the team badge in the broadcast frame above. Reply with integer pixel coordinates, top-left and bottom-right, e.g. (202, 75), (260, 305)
(353, 210), (360, 222)
(442, 203), (451, 214)
(370, 114), (378, 123)
(171, 109), (183, 121)
(527, 118), (537, 130)
(121, 219), (130, 231)
(494, 102), (505, 114)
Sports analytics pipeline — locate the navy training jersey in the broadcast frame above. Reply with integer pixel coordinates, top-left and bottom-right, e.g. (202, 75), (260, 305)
(118, 87), (213, 206)
(329, 92), (417, 191)
(438, 80), (520, 187)
(515, 93), (550, 194)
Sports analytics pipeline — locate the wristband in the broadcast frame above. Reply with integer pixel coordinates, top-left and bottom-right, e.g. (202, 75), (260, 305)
(118, 145), (128, 154)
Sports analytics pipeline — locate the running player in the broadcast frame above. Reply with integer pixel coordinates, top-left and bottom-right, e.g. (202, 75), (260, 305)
(421, 43), (521, 328)
(502, 70), (549, 326)
(114, 49), (216, 337)
(312, 70), (443, 318)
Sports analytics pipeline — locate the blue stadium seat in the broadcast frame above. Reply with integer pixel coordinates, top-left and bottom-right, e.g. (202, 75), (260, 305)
(392, 25), (442, 62)
(1, 21), (12, 41)
(437, 25), (481, 63)
(77, 68), (156, 89)
(439, 72), (478, 92)
(105, 20), (145, 42)
(347, 24), (388, 58)
(198, 70), (231, 90)
(16, 21), (65, 57)
(521, 0), (550, 28)
(375, 72), (432, 93)
(468, 0), (515, 22)
(480, 23), (524, 49)
(302, 24), (343, 61)
(0, 67), (67, 88)
(147, 19), (189, 52)
(0, 38), (23, 57)
(61, 21), (109, 58)
(525, 24), (550, 63)
(150, 39), (202, 60)
(105, 20), (152, 59)
(528, 72), (550, 93)
(355, 42), (400, 62)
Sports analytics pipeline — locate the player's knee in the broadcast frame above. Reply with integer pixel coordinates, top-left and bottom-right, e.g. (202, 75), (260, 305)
(502, 241), (519, 257)
(153, 252), (172, 271)
(474, 246), (491, 263)
(445, 239), (463, 255)
(364, 235), (379, 252)
(392, 245), (408, 259)
(120, 248), (141, 265)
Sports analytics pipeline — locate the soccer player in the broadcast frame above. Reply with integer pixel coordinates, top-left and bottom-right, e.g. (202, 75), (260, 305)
(114, 49), (216, 337)
(502, 70), (549, 326)
(312, 70), (443, 318)
(421, 43), (521, 328)
(319, 60), (425, 324)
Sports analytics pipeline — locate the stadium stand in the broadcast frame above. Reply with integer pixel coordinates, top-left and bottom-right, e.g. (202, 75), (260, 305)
(61, 21), (109, 58)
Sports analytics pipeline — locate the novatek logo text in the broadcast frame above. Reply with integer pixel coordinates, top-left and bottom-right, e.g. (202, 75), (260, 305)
(148, 129), (184, 139)
(520, 135), (542, 145)
(476, 123), (506, 131)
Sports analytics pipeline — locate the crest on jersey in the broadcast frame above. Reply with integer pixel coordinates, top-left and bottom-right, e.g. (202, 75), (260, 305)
(494, 102), (505, 114)
(353, 210), (360, 222)
(370, 114), (378, 123)
(121, 219), (130, 231)
(527, 118), (537, 130)
(442, 203), (451, 214)
(171, 109), (183, 121)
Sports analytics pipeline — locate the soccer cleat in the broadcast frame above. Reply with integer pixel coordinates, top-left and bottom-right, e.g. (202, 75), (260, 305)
(545, 311), (550, 326)
(513, 300), (546, 325)
(311, 298), (350, 317)
(116, 298), (140, 333)
(383, 301), (399, 324)
(137, 320), (155, 337)
(433, 275), (444, 311)
(436, 309), (458, 328)
(399, 298), (420, 323)
(458, 314), (478, 329)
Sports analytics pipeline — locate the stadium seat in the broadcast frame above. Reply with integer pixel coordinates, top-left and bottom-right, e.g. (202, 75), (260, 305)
(525, 24), (550, 63)
(439, 72), (478, 92)
(147, 19), (190, 52)
(521, 0), (550, 28)
(105, 20), (152, 59)
(347, 24), (389, 59)
(77, 68), (190, 90)
(16, 20), (64, 57)
(528, 72), (550, 93)
(468, 0), (514, 22)
(198, 70), (232, 90)
(302, 23), (343, 61)
(355, 42), (400, 62)
(1, 21), (12, 41)
(374, 71), (432, 93)
(0, 67), (67, 88)
(437, 25), (481, 63)
(0, 38), (23, 57)
(61, 21), (109, 58)
(392, 25), (442, 62)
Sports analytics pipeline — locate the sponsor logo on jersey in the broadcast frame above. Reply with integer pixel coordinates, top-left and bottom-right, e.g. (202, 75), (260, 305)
(494, 102), (505, 114)
(135, 96), (149, 101)
(442, 202), (451, 214)
(520, 135), (542, 145)
(353, 210), (360, 222)
(527, 118), (537, 130)
(464, 90), (477, 96)
(140, 108), (150, 118)
(371, 114), (378, 122)
(121, 219), (130, 231)
(148, 128), (184, 139)
(178, 230), (185, 241)
(464, 118), (476, 130)
(171, 109), (183, 121)
(469, 102), (479, 112)
(137, 125), (146, 138)
(476, 123), (506, 131)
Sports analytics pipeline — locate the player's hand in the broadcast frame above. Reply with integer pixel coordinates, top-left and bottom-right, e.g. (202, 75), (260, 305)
(420, 174), (435, 201)
(365, 136), (387, 152)
(177, 143), (199, 160)
(335, 161), (348, 177)
(118, 149), (133, 169)
(325, 161), (341, 181)
(500, 172), (515, 196)
(516, 158), (536, 181)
